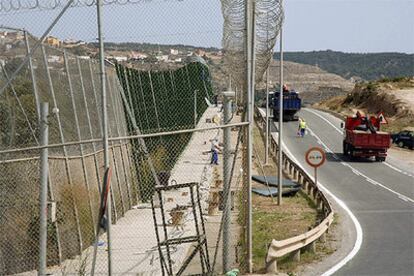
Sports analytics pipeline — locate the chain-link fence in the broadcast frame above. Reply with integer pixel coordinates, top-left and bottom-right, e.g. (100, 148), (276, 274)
(0, 24), (136, 274)
(0, 0), (285, 274)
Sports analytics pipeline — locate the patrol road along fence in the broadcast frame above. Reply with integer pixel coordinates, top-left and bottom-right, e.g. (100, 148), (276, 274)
(255, 106), (334, 273)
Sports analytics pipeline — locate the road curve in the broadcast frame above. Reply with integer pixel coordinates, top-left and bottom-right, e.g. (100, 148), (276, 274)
(274, 108), (414, 275)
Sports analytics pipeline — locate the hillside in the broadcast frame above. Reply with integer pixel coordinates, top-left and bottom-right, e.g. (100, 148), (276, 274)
(315, 77), (414, 133)
(277, 50), (414, 81)
(255, 60), (354, 104)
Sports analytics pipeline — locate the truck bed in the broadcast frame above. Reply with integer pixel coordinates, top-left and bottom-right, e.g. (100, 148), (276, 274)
(273, 95), (301, 111)
(346, 130), (391, 149)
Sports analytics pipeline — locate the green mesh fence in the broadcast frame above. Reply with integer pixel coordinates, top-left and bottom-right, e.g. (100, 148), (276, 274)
(115, 61), (214, 201)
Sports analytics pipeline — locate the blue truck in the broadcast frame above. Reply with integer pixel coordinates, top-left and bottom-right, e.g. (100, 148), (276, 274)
(272, 90), (302, 121)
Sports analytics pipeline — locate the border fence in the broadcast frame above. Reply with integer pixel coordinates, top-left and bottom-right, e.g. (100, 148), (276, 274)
(0, 22), (249, 275)
(0, 0), (289, 275)
(0, 27), (136, 274)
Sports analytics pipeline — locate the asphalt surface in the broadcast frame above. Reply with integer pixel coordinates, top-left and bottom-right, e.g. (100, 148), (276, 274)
(269, 108), (414, 276)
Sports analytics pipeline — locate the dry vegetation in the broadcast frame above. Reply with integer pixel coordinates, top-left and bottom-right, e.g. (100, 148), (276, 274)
(315, 77), (414, 133)
(251, 125), (336, 274)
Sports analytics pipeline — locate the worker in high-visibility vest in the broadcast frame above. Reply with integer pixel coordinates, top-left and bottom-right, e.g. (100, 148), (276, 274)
(298, 118), (307, 137)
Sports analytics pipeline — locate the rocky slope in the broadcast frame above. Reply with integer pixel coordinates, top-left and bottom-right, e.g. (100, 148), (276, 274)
(315, 77), (414, 132)
(209, 58), (354, 104)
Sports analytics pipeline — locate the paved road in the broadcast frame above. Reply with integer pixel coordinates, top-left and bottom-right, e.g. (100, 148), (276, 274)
(270, 108), (414, 275)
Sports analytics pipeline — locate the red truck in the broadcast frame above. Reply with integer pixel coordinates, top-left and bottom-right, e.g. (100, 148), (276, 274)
(342, 112), (391, 162)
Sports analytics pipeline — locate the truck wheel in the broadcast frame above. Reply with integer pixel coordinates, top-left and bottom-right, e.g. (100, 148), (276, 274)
(343, 142), (348, 156)
(398, 141), (404, 148)
(375, 156), (385, 162)
(349, 148), (354, 160)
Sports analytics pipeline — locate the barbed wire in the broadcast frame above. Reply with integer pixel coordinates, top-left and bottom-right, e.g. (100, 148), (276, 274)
(0, 0), (184, 13)
(221, 0), (283, 100)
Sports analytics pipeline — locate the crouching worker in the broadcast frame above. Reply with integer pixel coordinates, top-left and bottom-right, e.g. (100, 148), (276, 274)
(210, 137), (222, 165)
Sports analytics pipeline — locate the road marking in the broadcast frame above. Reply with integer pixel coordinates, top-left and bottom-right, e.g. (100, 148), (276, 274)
(306, 127), (414, 204)
(271, 114), (411, 275)
(355, 209), (414, 214)
(304, 108), (414, 179)
(278, 136), (363, 276)
(305, 108), (343, 134)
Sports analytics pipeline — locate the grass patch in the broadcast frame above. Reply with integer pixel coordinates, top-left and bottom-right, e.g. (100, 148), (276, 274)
(251, 123), (330, 273)
(252, 193), (320, 272)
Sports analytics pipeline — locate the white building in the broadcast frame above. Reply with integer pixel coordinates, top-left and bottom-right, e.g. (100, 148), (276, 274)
(113, 56), (128, 62)
(156, 55), (169, 62)
(47, 55), (62, 63)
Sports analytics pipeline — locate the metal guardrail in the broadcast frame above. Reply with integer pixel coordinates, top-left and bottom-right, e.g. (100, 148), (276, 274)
(255, 107), (334, 273)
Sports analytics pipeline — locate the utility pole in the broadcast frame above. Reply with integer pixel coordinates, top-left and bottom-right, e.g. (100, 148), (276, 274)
(278, 0), (284, 206)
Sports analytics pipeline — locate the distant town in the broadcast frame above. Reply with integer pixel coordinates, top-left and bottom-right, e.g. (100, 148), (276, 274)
(0, 31), (223, 68)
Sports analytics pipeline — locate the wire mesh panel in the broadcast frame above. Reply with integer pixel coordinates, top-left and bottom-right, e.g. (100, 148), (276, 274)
(0, 24), (135, 274)
(0, 0), (271, 274)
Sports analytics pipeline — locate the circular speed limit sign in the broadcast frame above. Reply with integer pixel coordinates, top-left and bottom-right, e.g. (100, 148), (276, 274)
(305, 147), (326, 168)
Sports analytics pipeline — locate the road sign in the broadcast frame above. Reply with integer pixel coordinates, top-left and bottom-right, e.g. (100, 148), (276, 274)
(305, 147), (326, 187)
(305, 147), (326, 168)
(377, 112), (388, 124)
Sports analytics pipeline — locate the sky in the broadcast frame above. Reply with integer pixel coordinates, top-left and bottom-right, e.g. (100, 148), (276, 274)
(1, 0), (413, 53)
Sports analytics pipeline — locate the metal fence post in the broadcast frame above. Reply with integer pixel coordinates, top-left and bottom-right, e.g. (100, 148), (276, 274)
(24, 31), (41, 123)
(245, 0), (253, 272)
(105, 74), (123, 219)
(76, 57), (98, 231)
(119, 68), (140, 203)
(246, 1), (257, 272)
(39, 102), (49, 276)
(194, 89), (198, 127)
(64, 51), (93, 253)
(265, 67), (269, 165)
(40, 44), (63, 264)
(148, 71), (161, 132)
(106, 74), (126, 215)
(222, 91), (235, 273)
(278, 0), (284, 206)
(95, 0), (112, 274)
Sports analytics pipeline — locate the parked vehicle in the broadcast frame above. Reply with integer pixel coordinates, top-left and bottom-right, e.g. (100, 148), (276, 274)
(391, 129), (414, 150)
(272, 90), (301, 121)
(341, 111), (391, 162)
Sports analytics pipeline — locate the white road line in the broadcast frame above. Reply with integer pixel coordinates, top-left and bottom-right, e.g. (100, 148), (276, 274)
(383, 161), (403, 173)
(304, 108), (414, 179)
(272, 112), (412, 275)
(305, 108), (343, 134)
(279, 137), (363, 276)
